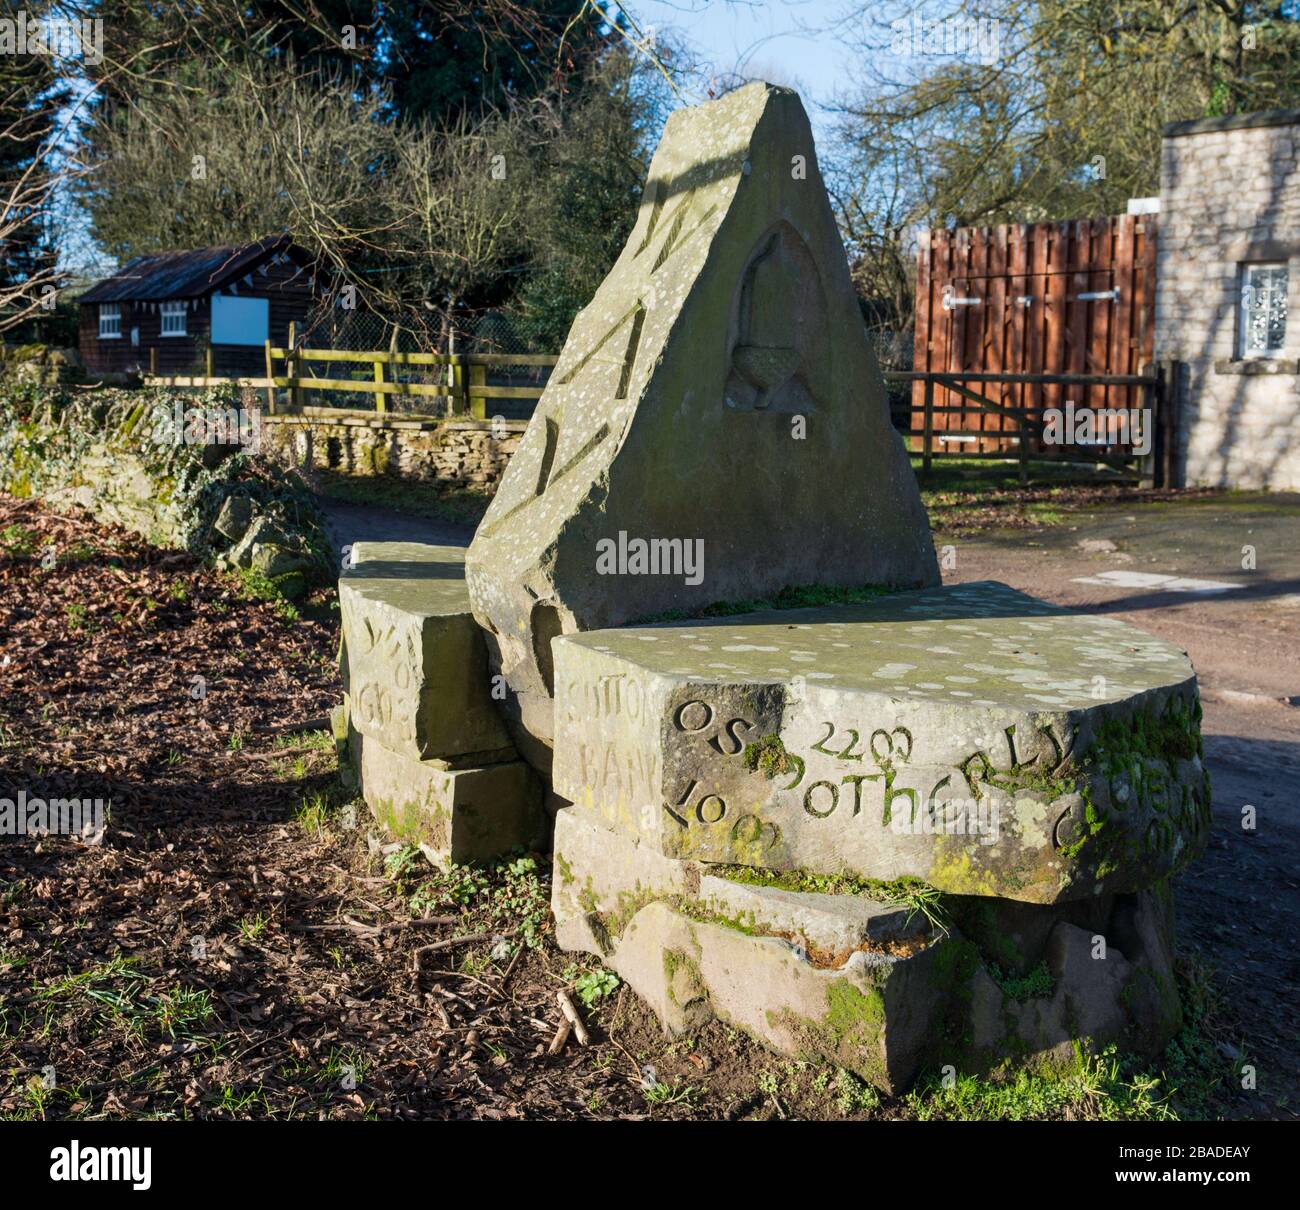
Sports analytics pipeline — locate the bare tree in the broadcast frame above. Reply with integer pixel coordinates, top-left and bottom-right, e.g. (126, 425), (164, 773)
(0, 101), (66, 332)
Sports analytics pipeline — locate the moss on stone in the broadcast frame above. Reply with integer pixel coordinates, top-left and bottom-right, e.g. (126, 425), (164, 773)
(925, 846), (1007, 898)
(632, 582), (895, 625)
(662, 947), (705, 1008)
(742, 733), (798, 780)
(1094, 695), (1202, 773)
(368, 794), (449, 852)
(708, 862), (935, 904)
(772, 977), (891, 1089)
(824, 979), (886, 1043)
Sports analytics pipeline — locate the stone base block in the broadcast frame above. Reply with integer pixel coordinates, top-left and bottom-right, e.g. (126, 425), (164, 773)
(553, 805), (1182, 1091)
(554, 804), (955, 1092)
(356, 730), (545, 867)
(340, 542), (515, 764)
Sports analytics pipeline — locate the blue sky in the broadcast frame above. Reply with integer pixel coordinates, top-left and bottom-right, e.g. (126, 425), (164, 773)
(619, 0), (865, 132)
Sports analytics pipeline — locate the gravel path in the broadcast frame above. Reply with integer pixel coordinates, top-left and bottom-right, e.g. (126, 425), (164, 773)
(316, 498), (474, 571)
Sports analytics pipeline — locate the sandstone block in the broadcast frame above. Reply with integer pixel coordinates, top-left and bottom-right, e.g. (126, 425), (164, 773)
(552, 804), (949, 1092)
(552, 581), (1210, 903)
(356, 729), (544, 867)
(553, 805), (1184, 1088)
(466, 81), (937, 771)
(340, 542), (515, 763)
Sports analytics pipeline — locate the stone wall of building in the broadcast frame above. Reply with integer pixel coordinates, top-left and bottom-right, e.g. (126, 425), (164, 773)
(1157, 110), (1300, 491)
(259, 411), (526, 493)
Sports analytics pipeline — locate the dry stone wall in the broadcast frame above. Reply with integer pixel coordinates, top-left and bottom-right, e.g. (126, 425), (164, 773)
(259, 413), (526, 494)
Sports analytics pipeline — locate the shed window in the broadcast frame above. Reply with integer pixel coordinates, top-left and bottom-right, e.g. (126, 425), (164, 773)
(98, 302), (121, 339)
(160, 300), (188, 336)
(1239, 263), (1288, 358)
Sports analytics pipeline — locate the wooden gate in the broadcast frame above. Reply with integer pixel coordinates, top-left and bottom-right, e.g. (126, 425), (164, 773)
(911, 216), (1157, 455)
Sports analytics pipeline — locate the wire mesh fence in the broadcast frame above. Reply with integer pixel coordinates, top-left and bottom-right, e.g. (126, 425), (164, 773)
(290, 305), (552, 416)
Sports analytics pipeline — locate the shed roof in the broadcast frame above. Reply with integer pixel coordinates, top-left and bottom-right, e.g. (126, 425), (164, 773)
(80, 237), (311, 304)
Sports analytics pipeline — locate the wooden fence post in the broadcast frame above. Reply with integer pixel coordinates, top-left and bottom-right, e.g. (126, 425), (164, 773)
(263, 340), (276, 415)
(1138, 361), (1156, 489)
(287, 321), (299, 412)
(922, 376), (934, 474)
(149, 346), (157, 377)
(450, 354), (466, 416)
(380, 324), (399, 415)
(470, 362), (486, 420)
(205, 345), (213, 379)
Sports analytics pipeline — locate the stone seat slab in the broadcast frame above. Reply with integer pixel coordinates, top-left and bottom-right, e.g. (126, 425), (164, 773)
(551, 581), (1209, 903)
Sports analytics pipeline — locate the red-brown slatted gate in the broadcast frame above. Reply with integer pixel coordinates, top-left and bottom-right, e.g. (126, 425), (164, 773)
(911, 216), (1157, 456)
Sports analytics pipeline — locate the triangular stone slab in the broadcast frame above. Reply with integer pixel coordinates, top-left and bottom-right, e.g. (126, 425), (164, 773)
(467, 82), (938, 770)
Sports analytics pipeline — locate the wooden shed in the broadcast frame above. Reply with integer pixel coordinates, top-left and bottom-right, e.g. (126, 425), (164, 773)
(78, 237), (317, 377)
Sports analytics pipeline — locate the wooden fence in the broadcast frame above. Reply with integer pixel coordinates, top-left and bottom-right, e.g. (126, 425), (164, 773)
(912, 216), (1158, 454)
(886, 364), (1180, 487)
(144, 328), (556, 419)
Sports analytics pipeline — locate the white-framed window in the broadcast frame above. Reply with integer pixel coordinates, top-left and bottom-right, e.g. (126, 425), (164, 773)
(98, 302), (121, 339)
(160, 299), (188, 336)
(1238, 262), (1289, 358)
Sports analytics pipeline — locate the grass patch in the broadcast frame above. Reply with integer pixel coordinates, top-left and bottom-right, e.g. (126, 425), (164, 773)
(1, 524), (39, 558)
(907, 1042), (1174, 1121)
(32, 956), (216, 1047)
(910, 956), (1240, 1121)
(63, 602), (94, 632)
(989, 960), (1055, 1001)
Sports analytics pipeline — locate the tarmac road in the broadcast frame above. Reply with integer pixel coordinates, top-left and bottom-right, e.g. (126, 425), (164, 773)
(941, 490), (1300, 1118)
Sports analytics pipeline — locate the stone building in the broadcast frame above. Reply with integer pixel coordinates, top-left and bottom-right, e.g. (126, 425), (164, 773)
(1158, 109), (1300, 491)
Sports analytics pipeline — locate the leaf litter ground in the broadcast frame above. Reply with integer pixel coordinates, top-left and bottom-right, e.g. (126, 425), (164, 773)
(0, 497), (1263, 1121)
